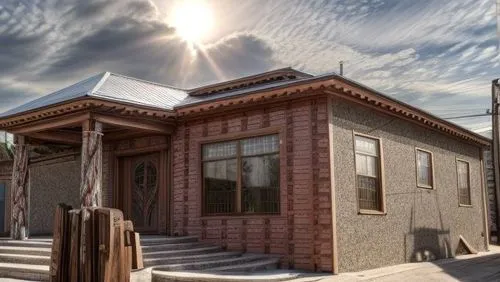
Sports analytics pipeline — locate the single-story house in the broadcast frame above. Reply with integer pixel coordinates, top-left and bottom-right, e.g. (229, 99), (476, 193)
(0, 68), (491, 272)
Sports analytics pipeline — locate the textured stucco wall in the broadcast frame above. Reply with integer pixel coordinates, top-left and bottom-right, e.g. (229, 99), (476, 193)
(331, 99), (487, 272)
(29, 155), (80, 235)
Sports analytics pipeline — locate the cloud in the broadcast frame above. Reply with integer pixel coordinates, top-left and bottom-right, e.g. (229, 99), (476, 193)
(0, 0), (277, 112)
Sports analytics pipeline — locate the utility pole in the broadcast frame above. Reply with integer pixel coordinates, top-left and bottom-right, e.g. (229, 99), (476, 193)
(491, 79), (500, 238)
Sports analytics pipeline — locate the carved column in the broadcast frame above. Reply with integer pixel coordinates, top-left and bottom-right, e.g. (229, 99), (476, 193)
(80, 120), (103, 207)
(10, 135), (29, 240)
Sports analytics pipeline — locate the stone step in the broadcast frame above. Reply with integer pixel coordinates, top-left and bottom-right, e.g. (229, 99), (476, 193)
(142, 242), (209, 252)
(144, 251), (241, 267)
(140, 236), (198, 246)
(0, 262), (49, 281)
(144, 246), (221, 259)
(151, 270), (301, 282)
(0, 246), (52, 256)
(0, 239), (52, 248)
(153, 254), (271, 271)
(0, 253), (51, 265)
(209, 257), (280, 272)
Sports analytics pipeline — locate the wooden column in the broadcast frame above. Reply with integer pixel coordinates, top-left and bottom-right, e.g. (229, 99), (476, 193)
(10, 135), (29, 240)
(80, 120), (103, 207)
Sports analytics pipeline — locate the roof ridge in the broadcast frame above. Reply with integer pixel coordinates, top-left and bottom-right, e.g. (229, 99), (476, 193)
(105, 72), (187, 91)
(89, 72), (111, 95)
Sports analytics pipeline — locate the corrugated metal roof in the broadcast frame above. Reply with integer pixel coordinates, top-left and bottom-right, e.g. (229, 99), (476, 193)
(176, 73), (336, 108)
(0, 72), (188, 118)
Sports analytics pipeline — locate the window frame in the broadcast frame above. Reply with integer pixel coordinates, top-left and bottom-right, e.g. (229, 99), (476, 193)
(456, 158), (472, 207)
(352, 132), (386, 215)
(415, 148), (434, 189)
(200, 130), (281, 216)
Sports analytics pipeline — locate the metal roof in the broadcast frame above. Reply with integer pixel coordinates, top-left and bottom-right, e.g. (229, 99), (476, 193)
(0, 72), (188, 118)
(176, 73), (336, 108)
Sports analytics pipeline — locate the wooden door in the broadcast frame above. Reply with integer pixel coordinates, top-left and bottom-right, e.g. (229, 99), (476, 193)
(121, 153), (160, 233)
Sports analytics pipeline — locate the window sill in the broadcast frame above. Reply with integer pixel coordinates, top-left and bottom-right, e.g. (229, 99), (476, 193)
(459, 204), (473, 208)
(358, 209), (386, 216)
(417, 184), (434, 190)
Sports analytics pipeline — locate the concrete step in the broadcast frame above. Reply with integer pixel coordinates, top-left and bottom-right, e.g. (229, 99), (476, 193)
(142, 241), (209, 252)
(209, 257), (280, 272)
(0, 253), (51, 265)
(144, 251), (241, 267)
(0, 239), (52, 248)
(153, 254), (271, 271)
(144, 246), (222, 259)
(151, 270), (302, 282)
(0, 246), (52, 256)
(0, 262), (49, 281)
(140, 236), (198, 246)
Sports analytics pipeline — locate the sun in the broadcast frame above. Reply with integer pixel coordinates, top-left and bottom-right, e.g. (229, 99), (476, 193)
(172, 0), (214, 44)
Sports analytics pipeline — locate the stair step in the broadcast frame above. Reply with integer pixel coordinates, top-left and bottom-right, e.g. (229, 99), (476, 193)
(144, 251), (241, 267)
(144, 246), (221, 259)
(153, 254), (270, 271)
(209, 257), (280, 272)
(0, 246), (52, 256)
(140, 236), (198, 246)
(151, 270), (301, 282)
(0, 262), (49, 281)
(0, 253), (51, 265)
(142, 242), (208, 252)
(0, 239), (52, 248)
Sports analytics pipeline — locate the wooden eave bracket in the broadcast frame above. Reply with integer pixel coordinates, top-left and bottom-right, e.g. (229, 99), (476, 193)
(458, 235), (478, 254)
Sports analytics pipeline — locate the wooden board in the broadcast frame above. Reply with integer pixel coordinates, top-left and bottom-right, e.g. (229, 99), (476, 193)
(68, 209), (81, 282)
(49, 203), (72, 282)
(131, 232), (143, 270)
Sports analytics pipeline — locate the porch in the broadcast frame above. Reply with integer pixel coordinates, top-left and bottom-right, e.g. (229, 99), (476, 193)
(6, 104), (176, 238)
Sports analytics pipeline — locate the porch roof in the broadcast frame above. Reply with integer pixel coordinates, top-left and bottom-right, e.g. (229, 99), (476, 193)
(0, 72), (188, 118)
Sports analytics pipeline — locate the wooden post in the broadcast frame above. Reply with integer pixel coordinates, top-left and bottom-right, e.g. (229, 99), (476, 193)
(10, 135), (29, 240)
(80, 120), (103, 207)
(492, 79), (500, 237)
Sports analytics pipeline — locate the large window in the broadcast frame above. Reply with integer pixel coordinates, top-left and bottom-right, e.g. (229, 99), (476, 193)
(354, 134), (383, 212)
(416, 149), (433, 188)
(457, 160), (471, 206)
(202, 134), (280, 215)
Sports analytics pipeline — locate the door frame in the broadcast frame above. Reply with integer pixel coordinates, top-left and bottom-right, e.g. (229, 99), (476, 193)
(111, 143), (170, 234)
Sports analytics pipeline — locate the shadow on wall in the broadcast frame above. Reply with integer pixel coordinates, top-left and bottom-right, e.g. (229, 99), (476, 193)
(406, 189), (453, 263)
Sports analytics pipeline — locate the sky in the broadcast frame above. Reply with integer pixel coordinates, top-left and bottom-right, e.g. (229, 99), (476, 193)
(0, 0), (498, 133)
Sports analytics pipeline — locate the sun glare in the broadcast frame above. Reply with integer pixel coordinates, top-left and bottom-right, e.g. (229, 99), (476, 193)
(172, 0), (214, 44)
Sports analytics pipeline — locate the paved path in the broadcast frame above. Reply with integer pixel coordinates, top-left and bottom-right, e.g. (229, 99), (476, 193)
(317, 245), (500, 282)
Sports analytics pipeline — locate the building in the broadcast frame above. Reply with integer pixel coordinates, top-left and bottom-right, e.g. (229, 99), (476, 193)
(0, 68), (491, 273)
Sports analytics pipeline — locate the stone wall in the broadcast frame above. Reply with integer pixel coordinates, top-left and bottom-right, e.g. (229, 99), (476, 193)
(28, 154), (80, 235)
(172, 96), (333, 272)
(331, 99), (487, 272)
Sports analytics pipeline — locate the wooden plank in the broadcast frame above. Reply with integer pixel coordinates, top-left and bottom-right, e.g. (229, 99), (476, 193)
(68, 209), (81, 282)
(93, 113), (173, 134)
(8, 112), (91, 134)
(49, 203), (72, 282)
(123, 221), (133, 273)
(131, 232), (143, 270)
(80, 208), (95, 282)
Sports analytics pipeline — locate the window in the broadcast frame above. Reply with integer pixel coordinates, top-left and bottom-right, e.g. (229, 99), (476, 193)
(202, 134), (280, 215)
(354, 134), (383, 212)
(457, 160), (471, 206)
(416, 149), (433, 188)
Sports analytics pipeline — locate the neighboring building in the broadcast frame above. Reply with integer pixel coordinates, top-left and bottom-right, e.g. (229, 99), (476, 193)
(0, 68), (490, 273)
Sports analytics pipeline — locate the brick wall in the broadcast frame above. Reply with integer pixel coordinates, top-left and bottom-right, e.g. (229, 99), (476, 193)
(172, 96), (333, 272)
